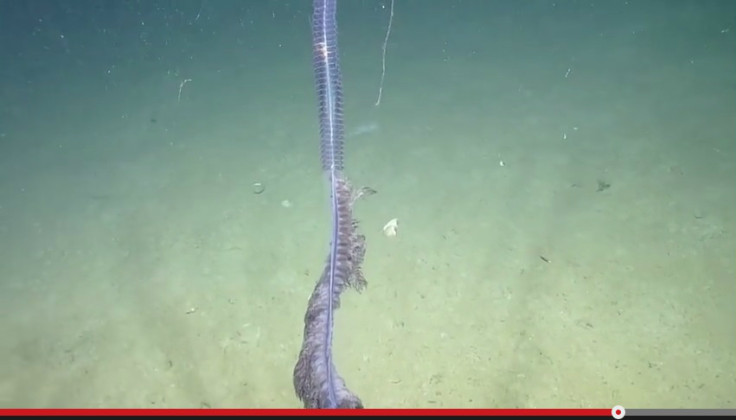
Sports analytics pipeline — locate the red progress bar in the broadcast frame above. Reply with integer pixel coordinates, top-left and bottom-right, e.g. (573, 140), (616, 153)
(0, 408), (612, 417)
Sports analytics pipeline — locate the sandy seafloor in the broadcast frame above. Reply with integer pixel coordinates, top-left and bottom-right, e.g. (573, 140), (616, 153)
(0, 0), (734, 409)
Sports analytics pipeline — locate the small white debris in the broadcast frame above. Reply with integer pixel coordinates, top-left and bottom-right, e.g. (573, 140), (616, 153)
(382, 218), (398, 237)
